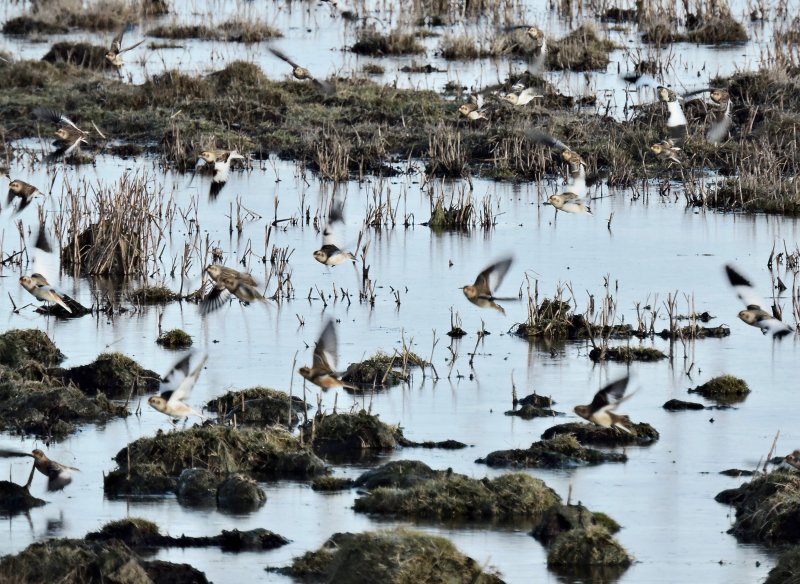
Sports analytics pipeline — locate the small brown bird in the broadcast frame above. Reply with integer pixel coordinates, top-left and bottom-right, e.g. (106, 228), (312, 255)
(201, 264), (266, 315)
(269, 48), (334, 94)
(458, 103), (488, 121)
(7, 179), (42, 212)
(19, 275), (71, 313)
(502, 87), (542, 106)
(546, 193), (592, 214)
(105, 27), (145, 72)
(725, 264), (792, 338)
(783, 450), (800, 471)
(314, 198), (356, 266)
(0, 448), (79, 491)
(298, 319), (356, 391)
(198, 150), (245, 199)
(650, 139), (682, 165)
(574, 376), (634, 433)
(461, 256), (515, 315)
(148, 352), (208, 424)
(526, 131), (588, 198)
(33, 107), (91, 157)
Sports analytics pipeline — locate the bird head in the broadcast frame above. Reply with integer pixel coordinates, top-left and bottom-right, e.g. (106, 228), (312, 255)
(206, 265), (222, 279)
(313, 249), (329, 264)
(198, 151), (215, 164)
(298, 366), (312, 380)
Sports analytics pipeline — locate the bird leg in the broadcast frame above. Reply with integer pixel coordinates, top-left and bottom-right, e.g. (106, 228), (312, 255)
(25, 461), (36, 489)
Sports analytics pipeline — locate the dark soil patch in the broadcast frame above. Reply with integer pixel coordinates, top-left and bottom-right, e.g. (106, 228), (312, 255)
(541, 422), (659, 447)
(0, 481), (46, 514)
(354, 460), (445, 490)
(477, 434), (627, 469)
(505, 405), (562, 419)
(588, 346), (666, 362)
(305, 410), (405, 454)
(54, 352), (160, 398)
(663, 399), (705, 411)
(0, 329), (65, 368)
(531, 503), (619, 546)
(42, 42), (113, 70)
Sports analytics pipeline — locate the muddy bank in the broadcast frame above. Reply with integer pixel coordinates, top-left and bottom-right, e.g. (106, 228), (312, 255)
(53, 352), (161, 398)
(0, 538), (208, 584)
(354, 469), (560, 521)
(541, 422), (659, 447)
(105, 425), (326, 496)
(0, 481), (46, 514)
(477, 434), (627, 469)
(765, 545), (800, 584)
(715, 468), (800, 544)
(87, 517), (288, 552)
(276, 528), (504, 583)
(506, 392), (562, 419)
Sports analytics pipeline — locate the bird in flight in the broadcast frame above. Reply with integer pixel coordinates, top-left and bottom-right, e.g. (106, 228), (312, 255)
(148, 352), (209, 425)
(725, 264), (792, 338)
(574, 376), (634, 433)
(461, 256), (515, 315)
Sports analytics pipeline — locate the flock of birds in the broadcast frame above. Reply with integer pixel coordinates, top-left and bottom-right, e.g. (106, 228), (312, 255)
(0, 18), (793, 499)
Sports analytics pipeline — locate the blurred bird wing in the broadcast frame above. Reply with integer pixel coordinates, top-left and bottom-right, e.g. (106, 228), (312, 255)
(161, 352), (193, 388)
(725, 264), (767, 311)
(665, 100), (687, 127)
(269, 47), (300, 69)
(473, 256), (513, 296)
(110, 29), (124, 52)
(120, 38), (145, 53)
(588, 376), (630, 413)
(322, 198), (346, 248)
(758, 315), (793, 337)
(525, 130), (570, 152)
(313, 320), (338, 373)
(312, 78), (335, 95)
(0, 448), (33, 459)
(165, 353), (208, 404)
(33, 107), (82, 132)
(200, 282), (232, 314)
(706, 103), (732, 144)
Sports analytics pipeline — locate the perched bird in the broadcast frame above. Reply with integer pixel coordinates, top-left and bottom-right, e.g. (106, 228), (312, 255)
(502, 87), (542, 106)
(458, 103), (488, 122)
(783, 450), (800, 472)
(724, 264), (792, 338)
(0, 448), (79, 491)
(198, 149), (245, 200)
(656, 86), (688, 145)
(148, 353), (209, 424)
(574, 376), (634, 433)
(314, 198), (356, 266)
(546, 193), (591, 214)
(650, 139), (682, 165)
(19, 275), (71, 313)
(299, 319), (355, 390)
(33, 107), (91, 157)
(201, 264), (266, 315)
(7, 179), (42, 213)
(269, 48), (334, 94)
(105, 27), (144, 72)
(461, 256), (515, 315)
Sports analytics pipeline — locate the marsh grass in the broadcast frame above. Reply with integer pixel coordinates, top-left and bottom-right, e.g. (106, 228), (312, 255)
(148, 19), (282, 42)
(3, 0), (168, 35)
(351, 28), (425, 56)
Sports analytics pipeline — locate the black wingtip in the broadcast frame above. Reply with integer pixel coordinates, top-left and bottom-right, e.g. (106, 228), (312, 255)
(209, 180), (225, 200)
(725, 264), (751, 288)
(34, 226), (52, 253)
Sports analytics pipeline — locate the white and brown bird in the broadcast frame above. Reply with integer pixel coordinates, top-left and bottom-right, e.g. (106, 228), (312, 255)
(148, 352), (208, 424)
(200, 264), (266, 315)
(656, 86), (688, 145)
(461, 256), (515, 315)
(650, 139), (682, 165)
(546, 193), (592, 214)
(526, 130), (589, 199)
(574, 376), (634, 433)
(299, 319), (356, 391)
(7, 179), (42, 213)
(19, 275), (71, 313)
(198, 149), (245, 200)
(269, 48), (334, 94)
(502, 87), (542, 106)
(725, 264), (792, 338)
(458, 103), (488, 122)
(0, 448), (79, 491)
(105, 27), (144, 72)
(314, 198), (356, 266)
(33, 107), (92, 157)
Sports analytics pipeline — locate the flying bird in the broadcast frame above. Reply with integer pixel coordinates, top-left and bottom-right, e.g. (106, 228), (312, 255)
(33, 107), (92, 157)
(650, 139), (682, 165)
(656, 86), (688, 145)
(724, 264), (792, 338)
(7, 179), (42, 213)
(314, 198), (356, 266)
(0, 448), (79, 491)
(298, 319), (356, 391)
(269, 48), (334, 94)
(198, 149), (245, 200)
(574, 376), (634, 433)
(526, 130), (589, 198)
(502, 87), (542, 106)
(148, 352), (209, 424)
(19, 275), (71, 313)
(105, 27), (145, 72)
(461, 256), (515, 315)
(200, 264), (266, 315)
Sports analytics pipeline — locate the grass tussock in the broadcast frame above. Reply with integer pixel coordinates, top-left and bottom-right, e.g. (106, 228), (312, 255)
(351, 29), (425, 56)
(130, 285), (180, 304)
(354, 471), (560, 520)
(3, 0), (168, 35)
(147, 19), (282, 42)
(547, 25), (618, 71)
(282, 529), (504, 583)
(547, 525), (633, 566)
(478, 434), (628, 469)
(689, 374), (750, 403)
(156, 329), (192, 349)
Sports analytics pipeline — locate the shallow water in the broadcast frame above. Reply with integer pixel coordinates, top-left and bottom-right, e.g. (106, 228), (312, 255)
(2, 1), (800, 582)
(1, 150), (798, 583)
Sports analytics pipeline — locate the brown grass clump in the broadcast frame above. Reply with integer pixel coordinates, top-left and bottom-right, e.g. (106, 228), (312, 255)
(351, 29), (425, 56)
(282, 529), (505, 583)
(548, 25), (618, 71)
(439, 35), (483, 60)
(478, 434), (627, 468)
(688, 374), (750, 403)
(4, 0), (168, 35)
(148, 19), (281, 42)
(155, 329), (192, 349)
(547, 525), (633, 566)
(42, 42), (112, 70)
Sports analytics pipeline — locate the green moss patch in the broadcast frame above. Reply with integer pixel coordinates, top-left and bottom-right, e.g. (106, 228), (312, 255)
(689, 374), (750, 403)
(547, 525), (632, 566)
(156, 329), (193, 349)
